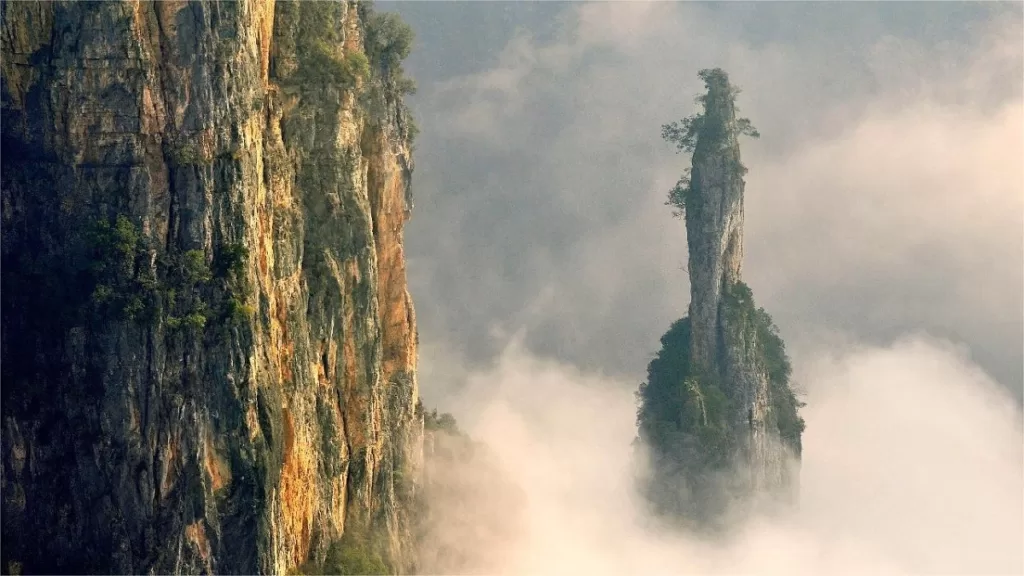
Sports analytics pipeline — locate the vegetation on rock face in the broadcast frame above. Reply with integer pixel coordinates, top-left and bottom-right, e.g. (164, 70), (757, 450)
(423, 407), (460, 436)
(637, 291), (804, 526)
(286, 1), (419, 144)
(360, 5), (419, 143)
(300, 41), (371, 88)
(84, 215), (149, 321)
(363, 12), (415, 81)
(295, 531), (391, 576)
(636, 318), (739, 526)
(82, 214), (252, 332)
(637, 68), (804, 529)
(721, 282), (806, 451)
(2, 1), (417, 573)
(291, 2), (366, 90)
(660, 68), (760, 217)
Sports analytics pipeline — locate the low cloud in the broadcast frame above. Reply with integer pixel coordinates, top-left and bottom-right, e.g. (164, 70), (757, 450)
(392, 3), (1024, 572)
(744, 98), (1024, 395)
(423, 335), (1023, 575)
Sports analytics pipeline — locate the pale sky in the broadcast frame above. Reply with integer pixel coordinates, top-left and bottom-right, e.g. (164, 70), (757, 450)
(380, 1), (1024, 404)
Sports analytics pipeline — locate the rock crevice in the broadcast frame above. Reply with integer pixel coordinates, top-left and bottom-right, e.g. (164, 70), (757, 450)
(1, 1), (421, 573)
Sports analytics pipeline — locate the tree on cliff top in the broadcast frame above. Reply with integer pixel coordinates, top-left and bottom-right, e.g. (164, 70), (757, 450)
(660, 68), (759, 217)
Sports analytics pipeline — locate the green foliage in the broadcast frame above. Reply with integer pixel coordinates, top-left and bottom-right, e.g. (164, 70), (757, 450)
(346, 51), (372, 83)
(213, 241), (254, 326)
(401, 107), (420, 145)
(424, 408), (460, 436)
(661, 68), (759, 217)
(290, 1), (371, 92)
(182, 312), (207, 330)
(326, 542), (389, 575)
(69, 215), (254, 337)
(362, 8), (419, 146)
(84, 215), (150, 321)
(636, 318), (740, 519)
(150, 248), (212, 333)
(224, 297), (255, 323)
(180, 250), (212, 284)
(661, 115), (704, 156)
(721, 281), (806, 452)
(665, 168), (692, 217)
(214, 242), (248, 279)
(736, 117), (760, 139)
(364, 12), (414, 71)
(637, 284), (805, 525)
(299, 41), (370, 88)
(86, 214), (139, 274)
(662, 68), (759, 155)
(297, 532), (391, 576)
(123, 295), (145, 320)
(168, 142), (211, 166)
(90, 284), (114, 305)
(395, 76), (417, 96)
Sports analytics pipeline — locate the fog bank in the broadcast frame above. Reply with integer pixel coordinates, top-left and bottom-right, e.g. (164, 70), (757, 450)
(430, 335), (1023, 575)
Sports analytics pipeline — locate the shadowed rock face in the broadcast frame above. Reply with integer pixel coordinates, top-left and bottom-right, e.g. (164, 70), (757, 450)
(1, 1), (420, 573)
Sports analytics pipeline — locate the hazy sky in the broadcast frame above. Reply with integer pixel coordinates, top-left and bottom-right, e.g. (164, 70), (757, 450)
(384, 5), (1024, 571)
(379, 1), (1024, 405)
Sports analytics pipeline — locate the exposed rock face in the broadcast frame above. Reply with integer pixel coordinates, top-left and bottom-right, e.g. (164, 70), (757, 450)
(637, 69), (802, 529)
(685, 71), (745, 378)
(1, 1), (420, 573)
(685, 70), (788, 497)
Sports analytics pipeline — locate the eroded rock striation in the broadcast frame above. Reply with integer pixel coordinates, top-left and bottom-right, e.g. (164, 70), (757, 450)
(637, 69), (804, 529)
(1, 1), (421, 573)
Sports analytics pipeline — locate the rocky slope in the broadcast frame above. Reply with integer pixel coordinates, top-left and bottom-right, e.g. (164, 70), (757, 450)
(637, 69), (804, 529)
(1, 1), (421, 573)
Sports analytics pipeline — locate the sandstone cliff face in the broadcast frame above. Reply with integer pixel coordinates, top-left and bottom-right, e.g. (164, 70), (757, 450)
(1, 1), (420, 573)
(637, 69), (802, 528)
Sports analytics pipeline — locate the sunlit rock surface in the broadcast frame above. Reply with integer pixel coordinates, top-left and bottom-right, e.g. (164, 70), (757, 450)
(1, 1), (420, 573)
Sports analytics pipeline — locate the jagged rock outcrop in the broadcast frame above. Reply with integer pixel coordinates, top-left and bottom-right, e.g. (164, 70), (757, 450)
(1, 1), (421, 573)
(637, 69), (803, 529)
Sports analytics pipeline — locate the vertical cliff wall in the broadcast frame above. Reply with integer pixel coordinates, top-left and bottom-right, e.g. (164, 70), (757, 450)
(684, 70), (745, 379)
(637, 69), (803, 529)
(1, 1), (421, 573)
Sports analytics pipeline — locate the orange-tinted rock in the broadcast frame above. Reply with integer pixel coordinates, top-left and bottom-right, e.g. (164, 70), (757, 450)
(0, 1), (421, 573)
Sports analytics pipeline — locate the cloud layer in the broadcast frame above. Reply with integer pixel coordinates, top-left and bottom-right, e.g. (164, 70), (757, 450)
(388, 1), (1023, 401)
(381, 5), (1024, 573)
(433, 336), (1023, 575)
